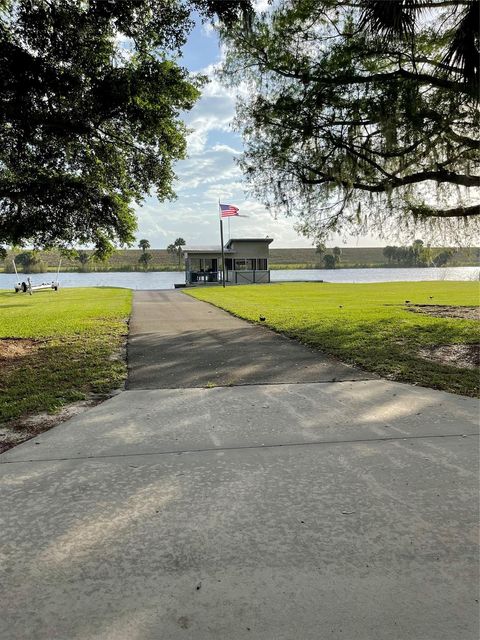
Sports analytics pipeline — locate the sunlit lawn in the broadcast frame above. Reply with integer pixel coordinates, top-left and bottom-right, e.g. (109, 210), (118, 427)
(186, 281), (480, 396)
(0, 287), (132, 424)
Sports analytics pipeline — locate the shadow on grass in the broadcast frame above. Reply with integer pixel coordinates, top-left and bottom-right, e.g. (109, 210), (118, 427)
(283, 315), (479, 396)
(0, 336), (126, 424)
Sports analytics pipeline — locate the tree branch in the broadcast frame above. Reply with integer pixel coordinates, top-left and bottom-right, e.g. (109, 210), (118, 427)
(411, 203), (480, 218)
(262, 57), (476, 95)
(299, 166), (480, 190)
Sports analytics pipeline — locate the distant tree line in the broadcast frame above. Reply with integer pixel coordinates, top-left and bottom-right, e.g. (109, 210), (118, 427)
(383, 241), (454, 267)
(315, 244), (342, 269)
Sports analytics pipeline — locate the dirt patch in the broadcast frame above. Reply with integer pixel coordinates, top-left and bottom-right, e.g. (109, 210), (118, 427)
(408, 305), (480, 321)
(0, 397), (105, 454)
(0, 338), (42, 361)
(419, 343), (480, 370)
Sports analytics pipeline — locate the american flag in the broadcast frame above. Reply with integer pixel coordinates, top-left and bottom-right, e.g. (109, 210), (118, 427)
(219, 203), (239, 218)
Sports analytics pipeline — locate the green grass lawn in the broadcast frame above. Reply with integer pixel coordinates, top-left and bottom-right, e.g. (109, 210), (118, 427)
(0, 287), (132, 425)
(186, 281), (480, 396)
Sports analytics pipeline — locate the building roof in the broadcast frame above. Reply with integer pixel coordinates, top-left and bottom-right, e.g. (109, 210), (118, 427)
(225, 238), (274, 249)
(183, 246), (233, 254)
(184, 238), (273, 254)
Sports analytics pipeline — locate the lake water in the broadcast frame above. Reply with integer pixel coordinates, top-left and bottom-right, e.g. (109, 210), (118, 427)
(1, 266), (479, 291)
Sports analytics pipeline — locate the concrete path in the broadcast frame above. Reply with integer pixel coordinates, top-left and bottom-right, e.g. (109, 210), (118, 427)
(127, 291), (372, 388)
(1, 291), (479, 640)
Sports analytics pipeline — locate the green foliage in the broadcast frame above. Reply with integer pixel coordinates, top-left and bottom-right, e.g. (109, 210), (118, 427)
(314, 242), (326, 266)
(92, 237), (116, 263)
(2, 245), (476, 272)
(220, 0), (479, 242)
(167, 237), (186, 266)
(383, 246), (395, 263)
(14, 250), (45, 273)
(186, 281), (480, 396)
(138, 251), (153, 270)
(138, 239), (151, 252)
(382, 239), (454, 267)
(0, 288), (132, 423)
(323, 254), (336, 269)
(0, 1), (250, 253)
(76, 251), (90, 266)
(75, 250), (90, 272)
(433, 249), (455, 267)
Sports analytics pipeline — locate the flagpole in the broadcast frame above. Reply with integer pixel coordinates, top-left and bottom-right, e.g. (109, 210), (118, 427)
(219, 201), (226, 288)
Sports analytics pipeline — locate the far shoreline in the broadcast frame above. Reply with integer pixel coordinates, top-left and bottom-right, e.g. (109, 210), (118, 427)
(2, 263), (479, 274)
(1, 246), (479, 275)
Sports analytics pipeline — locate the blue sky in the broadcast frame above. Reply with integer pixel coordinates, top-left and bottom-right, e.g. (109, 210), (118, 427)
(133, 14), (385, 249)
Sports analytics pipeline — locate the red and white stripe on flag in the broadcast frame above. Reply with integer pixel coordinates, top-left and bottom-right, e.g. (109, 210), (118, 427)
(219, 203), (239, 218)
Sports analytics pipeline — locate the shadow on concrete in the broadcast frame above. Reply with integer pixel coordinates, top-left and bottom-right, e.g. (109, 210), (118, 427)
(127, 291), (371, 389)
(1, 419), (478, 639)
(127, 326), (371, 389)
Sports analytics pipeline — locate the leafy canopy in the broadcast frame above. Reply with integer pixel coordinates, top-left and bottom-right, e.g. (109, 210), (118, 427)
(220, 0), (479, 243)
(138, 238), (151, 252)
(0, 0), (251, 255)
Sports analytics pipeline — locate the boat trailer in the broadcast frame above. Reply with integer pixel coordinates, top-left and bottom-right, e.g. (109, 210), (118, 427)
(12, 259), (60, 294)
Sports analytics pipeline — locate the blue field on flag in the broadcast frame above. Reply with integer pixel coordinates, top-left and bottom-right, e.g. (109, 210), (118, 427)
(219, 203), (239, 217)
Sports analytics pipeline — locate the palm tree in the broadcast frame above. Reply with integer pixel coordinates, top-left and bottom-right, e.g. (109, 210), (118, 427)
(167, 237), (186, 267)
(138, 239), (150, 253)
(359, 1), (478, 87)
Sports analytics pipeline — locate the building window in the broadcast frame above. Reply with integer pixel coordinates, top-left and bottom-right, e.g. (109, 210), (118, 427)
(234, 259), (246, 270)
(233, 258), (268, 270)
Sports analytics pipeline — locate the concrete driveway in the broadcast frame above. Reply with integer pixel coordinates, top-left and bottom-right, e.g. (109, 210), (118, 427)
(1, 291), (478, 640)
(127, 291), (372, 388)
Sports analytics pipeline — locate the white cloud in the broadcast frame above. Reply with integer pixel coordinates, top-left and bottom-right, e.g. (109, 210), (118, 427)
(253, 0), (273, 12)
(210, 143), (242, 154)
(183, 68), (238, 156)
(201, 21), (216, 38)
(185, 128), (209, 155)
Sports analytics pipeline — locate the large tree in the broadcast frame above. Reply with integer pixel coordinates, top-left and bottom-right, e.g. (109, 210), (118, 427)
(220, 0), (479, 242)
(0, 0), (250, 255)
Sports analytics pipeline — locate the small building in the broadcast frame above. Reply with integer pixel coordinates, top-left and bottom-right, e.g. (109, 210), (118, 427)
(184, 238), (273, 285)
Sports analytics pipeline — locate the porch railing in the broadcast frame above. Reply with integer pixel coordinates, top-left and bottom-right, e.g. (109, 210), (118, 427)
(186, 269), (271, 285)
(232, 270), (270, 284)
(186, 270), (222, 284)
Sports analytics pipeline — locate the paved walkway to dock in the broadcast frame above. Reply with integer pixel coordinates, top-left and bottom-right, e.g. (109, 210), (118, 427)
(127, 290), (372, 388)
(1, 291), (478, 640)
